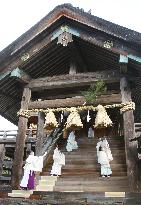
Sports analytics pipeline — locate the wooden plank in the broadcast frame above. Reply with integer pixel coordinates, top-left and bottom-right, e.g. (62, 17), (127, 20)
(28, 93), (121, 109)
(120, 76), (141, 192)
(35, 112), (45, 156)
(28, 70), (121, 91)
(11, 87), (31, 189)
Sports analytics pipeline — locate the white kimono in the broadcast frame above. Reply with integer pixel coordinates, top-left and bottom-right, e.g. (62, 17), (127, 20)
(20, 153), (46, 188)
(50, 148), (65, 176)
(98, 150), (112, 176)
(88, 127), (94, 138)
(20, 154), (36, 188)
(96, 139), (103, 158)
(66, 131), (78, 152)
(102, 139), (113, 161)
(96, 138), (113, 176)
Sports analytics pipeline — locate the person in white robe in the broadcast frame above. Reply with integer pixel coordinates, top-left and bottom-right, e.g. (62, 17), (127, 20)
(88, 127), (94, 138)
(102, 138), (113, 161)
(97, 146), (112, 177)
(96, 138), (103, 158)
(50, 146), (65, 176)
(66, 131), (78, 152)
(20, 151), (47, 189)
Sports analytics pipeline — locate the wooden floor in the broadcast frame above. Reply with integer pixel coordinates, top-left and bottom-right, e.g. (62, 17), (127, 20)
(41, 131), (129, 192)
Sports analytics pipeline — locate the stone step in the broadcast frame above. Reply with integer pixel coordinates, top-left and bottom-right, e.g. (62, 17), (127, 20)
(35, 185), (54, 192)
(77, 141), (125, 145)
(65, 159), (126, 164)
(62, 163), (127, 168)
(61, 168), (126, 172)
(77, 140), (124, 144)
(40, 176), (58, 181)
(38, 180), (56, 186)
(8, 190), (33, 198)
(44, 163), (127, 171)
(42, 171), (127, 177)
(56, 180), (128, 186)
(54, 185), (129, 192)
(57, 176), (128, 181)
(64, 150), (125, 155)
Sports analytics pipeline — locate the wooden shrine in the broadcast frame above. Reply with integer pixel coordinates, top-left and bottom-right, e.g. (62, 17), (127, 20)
(0, 3), (141, 204)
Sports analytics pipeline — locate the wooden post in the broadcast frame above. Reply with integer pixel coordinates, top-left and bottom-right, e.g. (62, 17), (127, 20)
(35, 112), (45, 156)
(120, 76), (140, 191)
(0, 144), (5, 176)
(11, 87), (31, 189)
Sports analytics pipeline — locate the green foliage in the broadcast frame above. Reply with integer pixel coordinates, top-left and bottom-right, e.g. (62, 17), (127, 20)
(82, 80), (106, 103)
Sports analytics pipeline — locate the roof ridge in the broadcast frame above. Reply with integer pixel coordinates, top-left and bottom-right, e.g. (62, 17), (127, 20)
(0, 3), (141, 64)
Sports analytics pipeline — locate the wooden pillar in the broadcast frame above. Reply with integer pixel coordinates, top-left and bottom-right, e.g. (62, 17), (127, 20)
(35, 112), (45, 156)
(11, 87), (31, 189)
(0, 144), (5, 176)
(120, 76), (140, 191)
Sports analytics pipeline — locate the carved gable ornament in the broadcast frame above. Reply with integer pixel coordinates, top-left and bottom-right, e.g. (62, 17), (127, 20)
(57, 26), (73, 47)
(103, 40), (113, 49)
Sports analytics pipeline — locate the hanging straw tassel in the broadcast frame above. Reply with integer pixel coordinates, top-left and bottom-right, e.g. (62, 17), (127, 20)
(94, 104), (112, 128)
(44, 111), (58, 130)
(65, 108), (83, 131)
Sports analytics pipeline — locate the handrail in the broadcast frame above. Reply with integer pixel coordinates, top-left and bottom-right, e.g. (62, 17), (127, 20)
(41, 127), (63, 156)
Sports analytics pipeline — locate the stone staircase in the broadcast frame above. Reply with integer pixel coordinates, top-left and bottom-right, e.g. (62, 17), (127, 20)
(36, 176), (57, 191)
(8, 132), (129, 198)
(41, 132), (129, 192)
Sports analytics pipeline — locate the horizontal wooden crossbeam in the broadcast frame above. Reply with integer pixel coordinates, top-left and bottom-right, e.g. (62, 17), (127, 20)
(28, 93), (121, 109)
(28, 70), (121, 91)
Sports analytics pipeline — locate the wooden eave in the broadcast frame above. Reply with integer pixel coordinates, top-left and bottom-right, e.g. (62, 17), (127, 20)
(1, 4), (141, 72)
(0, 4), (141, 125)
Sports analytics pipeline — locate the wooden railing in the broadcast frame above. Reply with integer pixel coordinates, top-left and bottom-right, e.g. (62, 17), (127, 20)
(0, 127), (63, 184)
(0, 130), (17, 138)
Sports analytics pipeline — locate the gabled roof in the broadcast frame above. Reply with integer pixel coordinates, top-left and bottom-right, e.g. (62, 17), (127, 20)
(1, 3), (141, 67)
(0, 4), (141, 125)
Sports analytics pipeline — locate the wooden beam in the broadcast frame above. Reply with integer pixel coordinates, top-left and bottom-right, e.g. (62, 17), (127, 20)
(52, 24), (141, 57)
(35, 112), (45, 156)
(28, 93), (121, 109)
(1, 33), (52, 74)
(10, 67), (31, 84)
(11, 87), (31, 189)
(28, 70), (121, 91)
(0, 144), (5, 176)
(120, 76), (141, 192)
(1, 15), (141, 76)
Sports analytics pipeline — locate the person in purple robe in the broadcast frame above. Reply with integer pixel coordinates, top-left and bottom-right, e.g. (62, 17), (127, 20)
(20, 150), (47, 190)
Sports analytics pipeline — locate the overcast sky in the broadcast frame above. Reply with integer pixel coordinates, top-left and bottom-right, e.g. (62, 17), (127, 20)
(0, 0), (141, 129)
